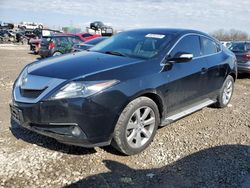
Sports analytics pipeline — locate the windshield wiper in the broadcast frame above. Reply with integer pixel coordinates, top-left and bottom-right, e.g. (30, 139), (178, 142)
(105, 51), (127, 57)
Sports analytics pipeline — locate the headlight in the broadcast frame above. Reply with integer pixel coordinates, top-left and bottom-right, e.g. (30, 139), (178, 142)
(50, 80), (119, 100)
(15, 67), (28, 87)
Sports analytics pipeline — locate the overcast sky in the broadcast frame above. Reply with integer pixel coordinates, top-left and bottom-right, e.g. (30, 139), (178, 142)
(0, 0), (250, 33)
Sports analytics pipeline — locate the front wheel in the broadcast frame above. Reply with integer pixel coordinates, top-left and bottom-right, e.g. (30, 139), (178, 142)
(215, 75), (234, 108)
(112, 97), (160, 155)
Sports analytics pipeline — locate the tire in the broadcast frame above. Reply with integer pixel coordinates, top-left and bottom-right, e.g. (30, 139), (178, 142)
(53, 52), (62, 56)
(214, 75), (234, 108)
(112, 97), (160, 155)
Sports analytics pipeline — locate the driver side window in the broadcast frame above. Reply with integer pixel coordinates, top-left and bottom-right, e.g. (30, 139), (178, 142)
(170, 35), (201, 58)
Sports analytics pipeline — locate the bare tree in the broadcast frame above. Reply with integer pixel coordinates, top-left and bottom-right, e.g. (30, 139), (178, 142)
(211, 29), (249, 41)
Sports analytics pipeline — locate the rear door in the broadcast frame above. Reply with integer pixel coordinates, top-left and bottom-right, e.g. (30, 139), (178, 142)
(163, 35), (208, 113)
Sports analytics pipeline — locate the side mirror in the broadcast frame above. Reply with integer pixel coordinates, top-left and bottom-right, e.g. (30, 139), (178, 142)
(168, 52), (193, 63)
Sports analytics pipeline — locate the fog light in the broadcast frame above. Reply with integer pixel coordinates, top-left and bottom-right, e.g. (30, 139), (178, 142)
(72, 126), (82, 136)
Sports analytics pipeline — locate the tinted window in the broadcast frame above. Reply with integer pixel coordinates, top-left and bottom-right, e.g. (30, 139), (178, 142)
(41, 37), (52, 43)
(52, 36), (68, 46)
(201, 37), (220, 55)
(68, 36), (82, 44)
(246, 43), (250, 51)
(229, 42), (250, 52)
(229, 42), (244, 52)
(170, 35), (201, 57)
(90, 32), (173, 59)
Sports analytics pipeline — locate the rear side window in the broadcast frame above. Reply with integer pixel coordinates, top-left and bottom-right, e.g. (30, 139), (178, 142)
(68, 36), (82, 44)
(245, 43), (250, 51)
(54, 37), (68, 45)
(170, 35), (201, 57)
(229, 43), (245, 52)
(201, 37), (220, 55)
(42, 37), (51, 42)
(41, 37), (52, 45)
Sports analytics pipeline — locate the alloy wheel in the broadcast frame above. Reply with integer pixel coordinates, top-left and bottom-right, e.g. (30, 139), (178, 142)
(222, 79), (233, 105)
(126, 106), (156, 148)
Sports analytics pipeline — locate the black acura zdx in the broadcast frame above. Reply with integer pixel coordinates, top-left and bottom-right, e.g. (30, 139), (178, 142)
(10, 29), (237, 155)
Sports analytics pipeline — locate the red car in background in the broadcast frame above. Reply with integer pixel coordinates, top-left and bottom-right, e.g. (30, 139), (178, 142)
(30, 32), (100, 54)
(76, 32), (101, 42)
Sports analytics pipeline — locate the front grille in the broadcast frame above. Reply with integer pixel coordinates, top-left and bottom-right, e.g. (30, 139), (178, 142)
(20, 89), (45, 98)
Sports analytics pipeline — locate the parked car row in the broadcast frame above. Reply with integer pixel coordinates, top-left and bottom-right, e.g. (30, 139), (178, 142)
(26, 21), (113, 57)
(38, 33), (104, 58)
(0, 22), (45, 44)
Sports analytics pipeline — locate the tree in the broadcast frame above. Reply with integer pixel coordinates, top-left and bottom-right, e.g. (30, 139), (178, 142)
(211, 29), (249, 41)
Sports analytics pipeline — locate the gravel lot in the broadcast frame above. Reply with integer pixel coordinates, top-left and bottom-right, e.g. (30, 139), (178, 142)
(0, 44), (250, 188)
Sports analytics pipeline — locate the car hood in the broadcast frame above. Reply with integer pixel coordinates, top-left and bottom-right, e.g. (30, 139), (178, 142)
(28, 52), (144, 80)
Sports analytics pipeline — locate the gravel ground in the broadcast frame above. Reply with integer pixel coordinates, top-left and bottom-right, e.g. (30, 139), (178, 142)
(0, 44), (249, 188)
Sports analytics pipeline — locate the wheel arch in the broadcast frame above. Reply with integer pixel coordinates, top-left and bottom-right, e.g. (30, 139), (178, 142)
(139, 92), (164, 120)
(229, 72), (236, 81)
(52, 51), (63, 56)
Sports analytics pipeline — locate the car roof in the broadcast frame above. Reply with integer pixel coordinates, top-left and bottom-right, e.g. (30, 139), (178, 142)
(125, 28), (206, 35)
(123, 28), (218, 43)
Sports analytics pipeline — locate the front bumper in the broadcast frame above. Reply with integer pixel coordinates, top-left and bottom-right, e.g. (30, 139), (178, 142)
(10, 97), (119, 147)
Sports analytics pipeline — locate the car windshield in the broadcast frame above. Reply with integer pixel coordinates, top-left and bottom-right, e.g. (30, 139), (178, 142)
(90, 31), (172, 59)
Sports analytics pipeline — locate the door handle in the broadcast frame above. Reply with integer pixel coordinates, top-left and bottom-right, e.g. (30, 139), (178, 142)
(201, 67), (207, 74)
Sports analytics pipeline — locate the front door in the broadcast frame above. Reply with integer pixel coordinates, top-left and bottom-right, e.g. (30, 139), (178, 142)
(162, 35), (208, 114)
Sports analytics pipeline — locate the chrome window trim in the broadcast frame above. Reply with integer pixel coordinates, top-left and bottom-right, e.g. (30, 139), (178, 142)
(161, 33), (222, 65)
(192, 50), (222, 60)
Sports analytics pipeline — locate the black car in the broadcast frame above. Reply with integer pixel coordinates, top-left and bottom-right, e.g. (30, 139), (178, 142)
(90, 21), (106, 31)
(39, 35), (82, 58)
(72, 37), (108, 52)
(10, 28), (237, 155)
(90, 21), (113, 36)
(229, 41), (250, 74)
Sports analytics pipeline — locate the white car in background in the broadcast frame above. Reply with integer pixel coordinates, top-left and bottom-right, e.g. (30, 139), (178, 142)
(19, 22), (43, 30)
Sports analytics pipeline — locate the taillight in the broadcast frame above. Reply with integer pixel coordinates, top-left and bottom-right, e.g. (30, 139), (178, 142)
(242, 54), (250, 59)
(48, 42), (55, 50)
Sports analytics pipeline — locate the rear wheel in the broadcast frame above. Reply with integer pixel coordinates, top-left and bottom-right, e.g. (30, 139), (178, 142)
(112, 97), (160, 155)
(215, 75), (234, 108)
(53, 52), (62, 56)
